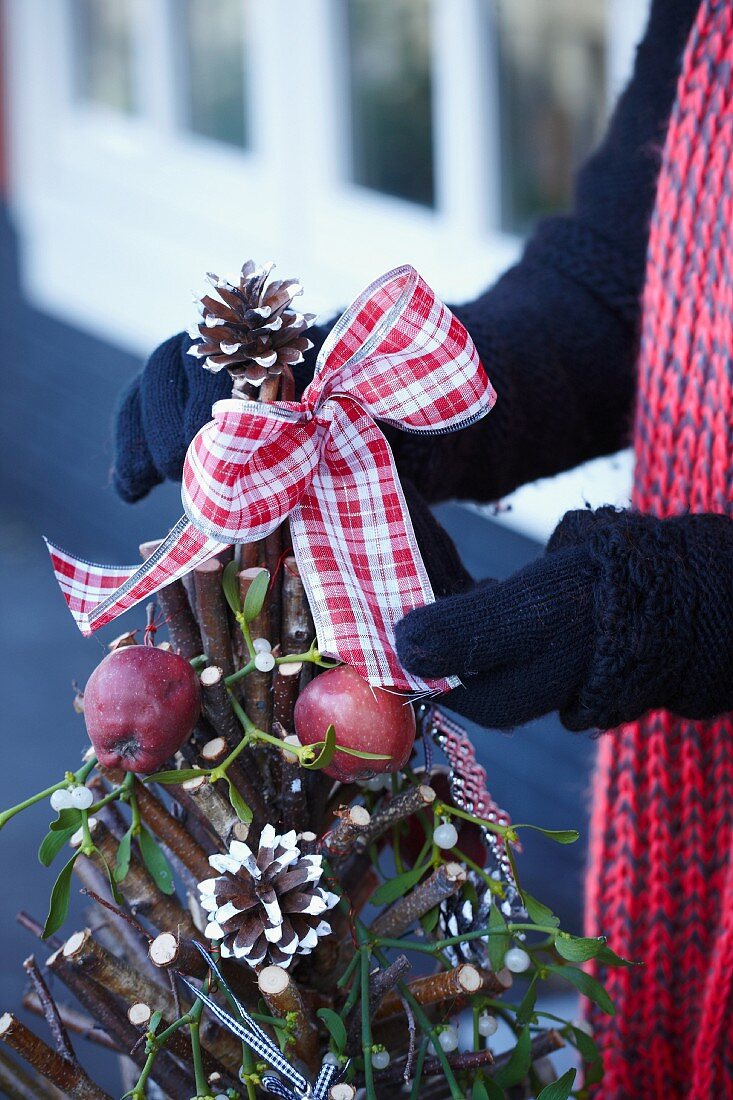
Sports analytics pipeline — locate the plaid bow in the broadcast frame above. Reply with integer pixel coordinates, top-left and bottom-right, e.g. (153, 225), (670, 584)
(46, 265), (495, 692)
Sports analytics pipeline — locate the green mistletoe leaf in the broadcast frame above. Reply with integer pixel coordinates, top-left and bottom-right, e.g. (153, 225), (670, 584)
(548, 964), (615, 1015)
(138, 826), (175, 896)
(226, 779), (253, 825)
(513, 824), (579, 844)
(487, 901), (509, 974)
(300, 724), (337, 771)
(143, 769), (203, 785)
(316, 1007), (347, 1053)
(521, 891), (560, 928)
(370, 863), (429, 908)
(494, 1025), (531, 1088)
(222, 560), (243, 616)
(536, 1068), (577, 1099)
(49, 808), (82, 832)
(555, 933), (607, 963)
(114, 828), (133, 884)
(243, 568), (270, 623)
(39, 825), (78, 867)
(42, 852), (79, 939)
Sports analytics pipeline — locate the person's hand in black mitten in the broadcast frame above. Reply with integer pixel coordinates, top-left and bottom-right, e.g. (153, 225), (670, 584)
(113, 326), (334, 504)
(395, 506), (733, 731)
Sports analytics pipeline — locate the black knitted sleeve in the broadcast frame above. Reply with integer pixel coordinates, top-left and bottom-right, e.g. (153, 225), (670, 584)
(392, 0), (699, 504)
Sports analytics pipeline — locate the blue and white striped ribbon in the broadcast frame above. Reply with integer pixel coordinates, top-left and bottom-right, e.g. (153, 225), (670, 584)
(179, 943), (349, 1099)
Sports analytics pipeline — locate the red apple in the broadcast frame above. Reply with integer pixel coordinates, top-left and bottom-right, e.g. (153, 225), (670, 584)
(294, 665), (416, 782)
(84, 645), (200, 773)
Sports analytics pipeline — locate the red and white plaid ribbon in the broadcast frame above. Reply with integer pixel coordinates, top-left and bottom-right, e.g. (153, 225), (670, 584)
(46, 265), (495, 692)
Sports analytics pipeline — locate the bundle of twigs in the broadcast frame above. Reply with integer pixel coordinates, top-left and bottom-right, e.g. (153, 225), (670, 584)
(0, 290), (625, 1100)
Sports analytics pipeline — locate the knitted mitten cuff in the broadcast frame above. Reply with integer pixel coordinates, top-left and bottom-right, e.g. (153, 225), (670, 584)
(553, 507), (733, 731)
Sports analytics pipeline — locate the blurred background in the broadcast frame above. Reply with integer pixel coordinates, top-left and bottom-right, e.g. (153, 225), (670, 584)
(0, 0), (648, 1089)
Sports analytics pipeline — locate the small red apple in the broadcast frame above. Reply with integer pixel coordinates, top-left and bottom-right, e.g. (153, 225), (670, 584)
(294, 665), (416, 782)
(84, 645), (201, 773)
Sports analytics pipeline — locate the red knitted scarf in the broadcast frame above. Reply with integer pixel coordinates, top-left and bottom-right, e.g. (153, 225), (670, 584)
(585, 2), (733, 1096)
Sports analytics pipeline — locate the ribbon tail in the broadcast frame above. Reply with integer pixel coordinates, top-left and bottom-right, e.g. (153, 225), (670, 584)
(45, 517), (226, 635)
(290, 401), (459, 694)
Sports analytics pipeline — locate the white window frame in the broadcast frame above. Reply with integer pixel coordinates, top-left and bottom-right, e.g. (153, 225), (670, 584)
(3, 0), (649, 540)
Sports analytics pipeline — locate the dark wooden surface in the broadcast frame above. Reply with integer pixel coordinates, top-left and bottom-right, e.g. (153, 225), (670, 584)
(0, 204), (593, 1090)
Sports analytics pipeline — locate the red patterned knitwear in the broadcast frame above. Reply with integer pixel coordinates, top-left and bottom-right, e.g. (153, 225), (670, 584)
(585, 2), (733, 1096)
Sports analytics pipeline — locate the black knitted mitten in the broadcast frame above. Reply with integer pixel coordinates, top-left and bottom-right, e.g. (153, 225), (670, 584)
(395, 506), (733, 731)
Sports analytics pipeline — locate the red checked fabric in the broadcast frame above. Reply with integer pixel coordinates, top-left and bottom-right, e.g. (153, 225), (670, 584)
(46, 265), (495, 693)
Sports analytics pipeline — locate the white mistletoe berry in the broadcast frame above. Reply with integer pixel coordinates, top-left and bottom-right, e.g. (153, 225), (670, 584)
(70, 786), (94, 810)
(433, 822), (459, 850)
(50, 789), (73, 812)
(504, 947), (531, 973)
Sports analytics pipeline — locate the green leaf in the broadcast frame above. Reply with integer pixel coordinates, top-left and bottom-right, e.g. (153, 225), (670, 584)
(93, 845), (125, 906)
(222, 560), (243, 616)
(300, 724), (337, 771)
(316, 1007), (347, 1053)
(487, 901), (509, 974)
(138, 827), (176, 896)
(568, 1024), (601, 1066)
(226, 779), (253, 824)
(38, 826), (77, 867)
(521, 891), (560, 928)
(42, 852), (78, 939)
(49, 808), (82, 832)
(515, 973), (538, 1027)
(514, 824), (579, 844)
(494, 1025), (532, 1088)
(536, 1068), (577, 1099)
(243, 568), (270, 623)
(472, 1077), (504, 1100)
(595, 944), (636, 968)
(334, 745), (391, 761)
(549, 964), (615, 1016)
(584, 1055), (605, 1086)
(143, 769), (203, 785)
(114, 828), (133, 884)
(370, 863), (428, 908)
(555, 934), (607, 963)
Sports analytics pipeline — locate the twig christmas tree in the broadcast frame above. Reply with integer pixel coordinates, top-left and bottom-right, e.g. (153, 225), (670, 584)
(0, 262), (631, 1099)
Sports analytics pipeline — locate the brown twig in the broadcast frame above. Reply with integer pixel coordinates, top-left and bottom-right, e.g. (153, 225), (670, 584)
(127, 1002), (237, 1088)
(0, 1014), (110, 1100)
(281, 556), (315, 655)
(21, 956), (75, 1062)
(198, 666), (269, 823)
(376, 963), (484, 1021)
(62, 930), (177, 1020)
(323, 805), (372, 859)
(258, 965), (319, 1072)
(180, 775), (248, 848)
(329, 1086), (357, 1100)
(0, 1044), (62, 1100)
(22, 991), (117, 1053)
(347, 954), (411, 1054)
(370, 862), (467, 939)
(194, 559), (235, 677)
(355, 784), (436, 851)
(140, 543), (204, 660)
(148, 933), (207, 979)
(46, 947), (195, 1097)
